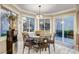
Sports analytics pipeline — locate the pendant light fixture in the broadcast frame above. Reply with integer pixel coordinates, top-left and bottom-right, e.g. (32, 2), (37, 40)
(36, 5), (43, 19)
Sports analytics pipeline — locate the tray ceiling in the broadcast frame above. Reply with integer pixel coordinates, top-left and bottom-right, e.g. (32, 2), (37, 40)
(16, 4), (75, 15)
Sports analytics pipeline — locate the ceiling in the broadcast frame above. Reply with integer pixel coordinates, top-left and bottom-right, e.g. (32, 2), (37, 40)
(16, 4), (75, 15)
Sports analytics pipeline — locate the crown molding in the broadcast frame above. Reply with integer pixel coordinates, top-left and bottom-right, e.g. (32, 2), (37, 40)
(44, 8), (76, 16)
(12, 4), (36, 16)
(7, 4), (77, 16)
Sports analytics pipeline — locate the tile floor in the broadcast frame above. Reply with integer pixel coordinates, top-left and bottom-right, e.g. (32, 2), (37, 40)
(17, 41), (79, 54)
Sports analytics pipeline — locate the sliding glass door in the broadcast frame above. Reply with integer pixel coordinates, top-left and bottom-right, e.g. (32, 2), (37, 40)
(55, 17), (62, 41)
(63, 16), (74, 48)
(55, 15), (75, 49)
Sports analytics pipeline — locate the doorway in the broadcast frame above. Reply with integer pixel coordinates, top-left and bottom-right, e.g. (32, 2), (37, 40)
(55, 15), (75, 49)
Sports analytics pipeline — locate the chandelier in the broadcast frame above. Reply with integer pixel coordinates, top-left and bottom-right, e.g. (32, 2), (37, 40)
(36, 5), (43, 19)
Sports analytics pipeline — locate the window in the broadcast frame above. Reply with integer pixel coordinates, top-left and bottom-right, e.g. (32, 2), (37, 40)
(45, 19), (50, 30)
(23, 17), (35, 32)
(0, 7), (17, 37)
(55, 16), (75, 49)
(39, 19), (44, 30)
(63, 16), (74, 48)
(55, 17), (62, 41)
(0, 8), (10, 36)
(39, 19), (50, 31)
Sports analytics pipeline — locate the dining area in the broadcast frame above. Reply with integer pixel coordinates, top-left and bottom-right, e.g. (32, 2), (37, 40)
(1, 4), (79, 54)
(22, 30), (55, 54)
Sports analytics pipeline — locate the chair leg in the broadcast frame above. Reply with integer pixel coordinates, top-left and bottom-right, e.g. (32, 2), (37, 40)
(40, 49), (41, 54)
(45, 48), (47, 51)
(23, 46), (25, 54)
(42, 48), (43, 51)
(53, 44), (55, 53)
(28, 48), (30, 54)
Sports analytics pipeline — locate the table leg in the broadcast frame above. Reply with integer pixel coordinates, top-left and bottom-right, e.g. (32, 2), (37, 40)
(48, 44), (50, 54)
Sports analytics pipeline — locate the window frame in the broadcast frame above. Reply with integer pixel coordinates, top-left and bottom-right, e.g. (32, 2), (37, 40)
(39, 18), (50, 31)
(23, 16), (35, 32)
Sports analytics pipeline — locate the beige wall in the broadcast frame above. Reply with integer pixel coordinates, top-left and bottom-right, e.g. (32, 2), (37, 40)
(77, 12), (79, 33)
(76, 11), (79, 50)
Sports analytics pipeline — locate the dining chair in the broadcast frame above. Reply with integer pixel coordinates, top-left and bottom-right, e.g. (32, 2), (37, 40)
(38, 36), (50, 54)
(22, 32), (41, 54)
(22, 32), (33, 54)
(48, 33), (56, 53)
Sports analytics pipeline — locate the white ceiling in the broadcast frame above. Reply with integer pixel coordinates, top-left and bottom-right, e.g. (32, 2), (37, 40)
(16, 4), (75, 15)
